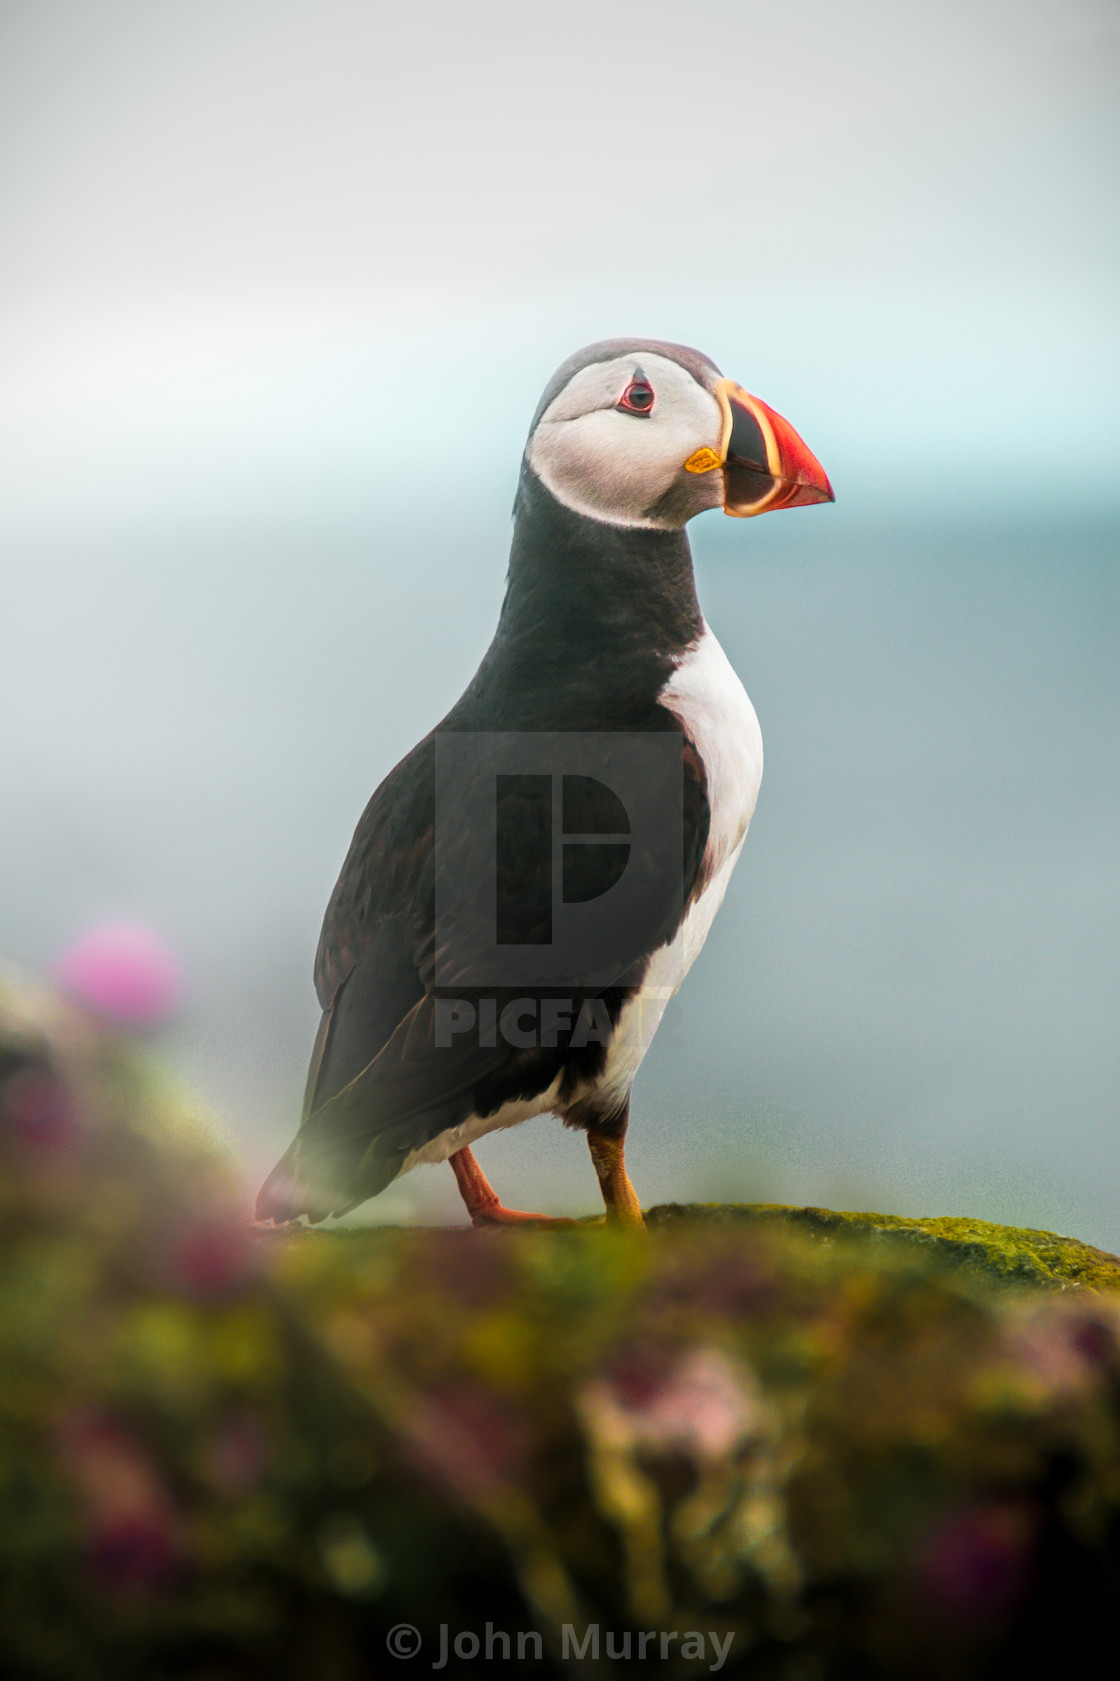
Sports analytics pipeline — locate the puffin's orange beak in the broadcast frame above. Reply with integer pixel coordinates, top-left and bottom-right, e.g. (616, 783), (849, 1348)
(694, 379), (834, 517)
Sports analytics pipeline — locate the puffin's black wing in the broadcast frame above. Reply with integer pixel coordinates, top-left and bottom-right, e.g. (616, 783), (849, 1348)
(256, 725), (710, 1222)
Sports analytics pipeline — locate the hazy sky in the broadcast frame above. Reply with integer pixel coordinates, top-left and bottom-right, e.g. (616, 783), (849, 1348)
(2, 0), (1117, 437)
(2, 2), (1118, 1240)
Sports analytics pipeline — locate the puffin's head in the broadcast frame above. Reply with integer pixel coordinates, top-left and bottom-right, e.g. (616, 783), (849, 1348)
(524, 338), (833, 531)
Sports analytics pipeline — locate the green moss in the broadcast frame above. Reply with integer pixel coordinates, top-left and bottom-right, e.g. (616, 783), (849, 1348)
(644, 1202), (1120, 1291)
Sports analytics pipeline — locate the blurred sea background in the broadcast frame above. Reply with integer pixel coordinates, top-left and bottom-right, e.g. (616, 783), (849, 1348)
(1, 0), (1117, 1241)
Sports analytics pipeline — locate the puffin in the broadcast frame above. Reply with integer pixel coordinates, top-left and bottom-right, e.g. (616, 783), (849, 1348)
(256, 339), (832, 1230)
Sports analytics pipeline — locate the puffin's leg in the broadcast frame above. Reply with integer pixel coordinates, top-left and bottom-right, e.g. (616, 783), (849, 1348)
(585, 1121), (645, 1229)
(449, 1145), (577, 1228)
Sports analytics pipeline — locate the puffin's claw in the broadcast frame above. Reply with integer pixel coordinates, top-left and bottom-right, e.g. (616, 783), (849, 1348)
(449, 1145), (578, 1229)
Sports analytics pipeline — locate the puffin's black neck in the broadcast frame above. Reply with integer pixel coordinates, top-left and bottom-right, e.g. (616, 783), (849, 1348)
(455, 469), (703, 729)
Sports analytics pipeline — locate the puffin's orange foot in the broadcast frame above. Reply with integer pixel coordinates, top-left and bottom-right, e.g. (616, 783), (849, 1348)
(449, 1145), (576, 1230)
(468, 1204), (579, 1229)
(586, 1128), (645, 1229)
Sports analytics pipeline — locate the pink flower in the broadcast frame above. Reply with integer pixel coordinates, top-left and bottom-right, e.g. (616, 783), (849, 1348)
(53, 923), (182, 1029)
(405, 1386), (524, 1500)
(913, 1502), (1034, 1623)
(57, 1411), (183, 1593)
(162, 1214), (256, 1299)
(587, 1347), (765, 1461)
(1, 1064), (81, 1152)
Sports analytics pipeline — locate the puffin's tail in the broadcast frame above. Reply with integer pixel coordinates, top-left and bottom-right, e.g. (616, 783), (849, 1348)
(254, 1145), (302, 1223)
(254, 1143), (355, 1224)
(253, 1136), (366, 1230)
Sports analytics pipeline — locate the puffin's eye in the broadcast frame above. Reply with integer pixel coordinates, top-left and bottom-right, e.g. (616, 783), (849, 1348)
(617, 378), (655, 416)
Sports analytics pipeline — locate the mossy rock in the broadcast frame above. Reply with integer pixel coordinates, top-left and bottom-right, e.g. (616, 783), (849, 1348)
(645, 1202), (1120, 1291)
(280, 1195), (1120, 1296)
(4, 978), (1120, 1680)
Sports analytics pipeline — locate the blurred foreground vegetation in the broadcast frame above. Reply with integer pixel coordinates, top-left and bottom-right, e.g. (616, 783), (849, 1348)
(2, 972), (1119, 1680)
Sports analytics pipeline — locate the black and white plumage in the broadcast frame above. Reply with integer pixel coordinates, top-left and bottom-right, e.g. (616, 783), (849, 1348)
(257, 339), (832, 1228)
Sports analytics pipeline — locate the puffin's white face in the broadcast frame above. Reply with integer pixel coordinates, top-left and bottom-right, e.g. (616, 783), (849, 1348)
(528, 352), (726, 530)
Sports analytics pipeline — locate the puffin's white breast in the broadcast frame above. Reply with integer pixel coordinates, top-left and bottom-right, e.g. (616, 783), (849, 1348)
(661, 623), (764, 881)
(585, 625), (764, 1108)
